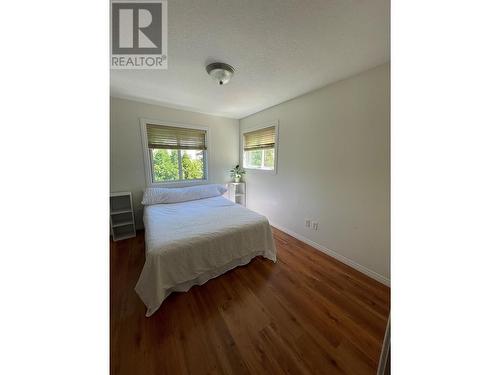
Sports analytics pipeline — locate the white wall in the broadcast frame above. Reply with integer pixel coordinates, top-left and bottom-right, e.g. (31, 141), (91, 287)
(240, 64), (390, 281)
(110, 97), (239, 228)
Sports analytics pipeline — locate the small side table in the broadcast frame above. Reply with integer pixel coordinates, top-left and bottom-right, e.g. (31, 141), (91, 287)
(110, 192), (136, 241)
(226, 182), (246, 207)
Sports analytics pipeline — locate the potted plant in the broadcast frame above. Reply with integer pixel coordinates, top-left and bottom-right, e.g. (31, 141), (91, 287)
(229, 165), (246, 183)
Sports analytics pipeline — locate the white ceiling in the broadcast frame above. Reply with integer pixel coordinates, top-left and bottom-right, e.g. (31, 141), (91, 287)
(110, 0), (390, 119)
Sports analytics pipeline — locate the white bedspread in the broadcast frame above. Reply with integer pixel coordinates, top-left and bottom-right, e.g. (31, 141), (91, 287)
(135, 196), (277, 316)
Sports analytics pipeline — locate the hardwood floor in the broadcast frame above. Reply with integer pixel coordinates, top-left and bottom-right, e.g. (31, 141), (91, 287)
(111, 228), (390, 375)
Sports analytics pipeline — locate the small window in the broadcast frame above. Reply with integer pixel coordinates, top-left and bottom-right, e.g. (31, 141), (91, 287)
(243, 125), (277, 171)
(142, 122), (207, 184)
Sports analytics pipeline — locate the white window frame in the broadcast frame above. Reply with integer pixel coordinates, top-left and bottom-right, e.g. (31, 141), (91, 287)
(140, 118), (210, 187)
(241, 120), (279, 174)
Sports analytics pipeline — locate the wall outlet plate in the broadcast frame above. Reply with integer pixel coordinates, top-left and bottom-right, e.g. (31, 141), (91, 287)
(305, 219), (311, 228)
(312, 221), (319, 230)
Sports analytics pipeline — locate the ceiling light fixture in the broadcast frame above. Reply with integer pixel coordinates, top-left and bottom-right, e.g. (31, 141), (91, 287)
(206, 62), (235, 85)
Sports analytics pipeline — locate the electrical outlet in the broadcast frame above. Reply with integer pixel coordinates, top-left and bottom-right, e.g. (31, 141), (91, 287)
(312, 221), (319, 230)
(305, 219), (311, 228)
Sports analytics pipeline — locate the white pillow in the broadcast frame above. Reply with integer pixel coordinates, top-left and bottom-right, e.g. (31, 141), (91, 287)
(141, 184), (227, 205)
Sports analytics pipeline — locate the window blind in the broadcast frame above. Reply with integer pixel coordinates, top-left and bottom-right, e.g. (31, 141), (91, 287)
(146, 124), (207, 150)
(243, 126), (276, 151)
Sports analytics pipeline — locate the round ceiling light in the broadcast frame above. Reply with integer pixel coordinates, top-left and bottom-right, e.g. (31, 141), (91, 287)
(206, 62), (235, 85)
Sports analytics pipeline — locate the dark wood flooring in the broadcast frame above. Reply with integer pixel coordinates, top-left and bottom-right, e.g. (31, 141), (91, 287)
(111, 228), (390, 375)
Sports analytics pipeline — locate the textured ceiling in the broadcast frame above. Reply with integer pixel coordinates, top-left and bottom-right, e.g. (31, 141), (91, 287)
(110, 0), (390, 119)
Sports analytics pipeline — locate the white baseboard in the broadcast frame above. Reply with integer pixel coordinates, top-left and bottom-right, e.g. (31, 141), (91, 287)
(269, 222), (390, 287)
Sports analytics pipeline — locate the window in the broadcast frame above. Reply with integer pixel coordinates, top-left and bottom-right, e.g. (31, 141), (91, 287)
(243, 125), (277, 171)
(142, 122), (208, 184)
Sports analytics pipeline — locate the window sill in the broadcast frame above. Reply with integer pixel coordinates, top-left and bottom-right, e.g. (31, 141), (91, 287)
(148, 179), (208, 188)
(244, 168), (277, 174)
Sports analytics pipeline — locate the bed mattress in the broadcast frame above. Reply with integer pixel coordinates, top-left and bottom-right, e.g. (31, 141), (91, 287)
(135, 195), (277, 316)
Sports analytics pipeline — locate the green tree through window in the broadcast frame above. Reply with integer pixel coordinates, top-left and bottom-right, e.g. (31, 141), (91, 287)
(151, 149), (205, 182)
(152, 149), (179, 181)
(181, 150), (204, 179)
(244, 148), (274, 170)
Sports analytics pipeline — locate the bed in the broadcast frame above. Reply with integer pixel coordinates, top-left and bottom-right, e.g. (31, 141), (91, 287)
(135, 191), (277, 317)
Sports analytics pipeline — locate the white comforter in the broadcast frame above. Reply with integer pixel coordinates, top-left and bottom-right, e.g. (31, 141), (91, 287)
(135, 196), (277, 316)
